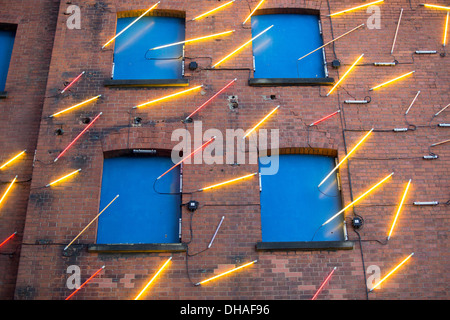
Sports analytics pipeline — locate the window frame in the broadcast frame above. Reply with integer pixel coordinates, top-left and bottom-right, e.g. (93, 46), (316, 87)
(0, 23), (17, 98)
(255, 148), (353, 252)
(248, 8), (334, 87)
(104, 10), (190, 88)
(88, 149), (187, 253)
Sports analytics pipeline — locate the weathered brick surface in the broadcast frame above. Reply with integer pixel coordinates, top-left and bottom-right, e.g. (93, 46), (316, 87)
(1, 0), (449, 300)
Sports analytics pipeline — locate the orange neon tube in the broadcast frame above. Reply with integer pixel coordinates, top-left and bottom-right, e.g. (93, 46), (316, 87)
(135, 257), (172, 300)
(133, 86), (203, 109)
(242, 0), (266, 25)
(0, 150), (26, 170)
(0, 175), (18, 208)
(243, 105), (280, 138)
(322, 172), (394, 226)
(191, 0), (235, 21)
(195, 260), (257, 286)
(198, 173), (257, 191)
(370, 253), (414, 292)
(327, 54), (364, 96)
(369, 71), (415, 91)
(49, 95), (101, 118)
(387, 179), (411, 240)
(328, 0), (384, 17)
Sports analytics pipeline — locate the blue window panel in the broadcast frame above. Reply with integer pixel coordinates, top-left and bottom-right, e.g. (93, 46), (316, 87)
(113, 16), (185, 80)
(259, 154), (343, 242)
(97, 156), (181, 244)
(0, 29), (16, 91)
(251, 14), (325, 79)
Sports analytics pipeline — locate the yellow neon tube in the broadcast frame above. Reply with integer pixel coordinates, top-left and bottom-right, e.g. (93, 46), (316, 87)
(242, 0), (266, 25)
(327, 54), (364, 96)
(134, 257), (172, 300)
(387, 179), (411, 240)
(199, 173), (257, 191)
(328, 0), (384, 17)
(49, 95), (101, 118)
(322, 172), (394, 226)
(0, 150), (26, 170)
(370, 253), (414, 292)
(46, 169), (81, 187)
(369, 71), (415, 91)
(195, 260), (257, 286)
(0, 175), (18, 207)
(421, 4), (450, 11)
(318, 129), (373, 188)
(444, 12), (449, 46)
(133, 85), (203, 109)
(243, 105), (280, 138)
(149, 30), (235, 51)
(102, 2), (160, 49)
(212, 25), (274, 68)
(192, 0), (235, 21)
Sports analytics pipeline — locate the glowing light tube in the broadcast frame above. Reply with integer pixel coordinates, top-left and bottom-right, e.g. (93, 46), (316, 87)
(65, 266), (105, 300)
(0, 232), (17, 249)
(46, 169), (81, 187)
(369, 71), (415, 91)
(327, 54), (364, 96)
(421, 4), (450, 11)
(61, 71), (85, 94)
(369, 253), (414, 292)
(185, 79), (237, 122)
(242, 0), (266, 25)
(310, 110), (341, 127)
(49, 95), (101, 118)
(444, 12), (449, 46)
(0, 150), (26, 170)
(318, 129), (373, 188)
(311, 267), (337, 300)
(192, 0), (235, 21)
(149, 30), (235, 51)
(133, 85), (203, 109)
(298, 24), (364, 61)
(54, 112), (102, 162)
(198, 173), (257, 192)
(157, 136), (216, 180)
(195, 260), (257, 286)
(405, 91), (421, 115)
(328, 0), (384, 17)
(208, 216), (225, 249)
(391, 8), (403, 54)
(135, 257), (172, 300)
(322, 172), (394, 227)
(212, 25), (274, 68)
(243, 105), (280, 139)
(0, 175), (17, 208)
(102, 2), (160, 49)
(431, 138), (450, 147)
(434, 103), (450, 117)
(387, 179), (411, 241)
(64, 195), (119, 251)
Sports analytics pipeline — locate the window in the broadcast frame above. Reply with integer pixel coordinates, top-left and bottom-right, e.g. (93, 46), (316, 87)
(0, 24), (16, 93)
(112, 14), (185, 82)
(249, 9), (333, 86)
(258, 154), (345, 246)
(96, 155), (181, 245)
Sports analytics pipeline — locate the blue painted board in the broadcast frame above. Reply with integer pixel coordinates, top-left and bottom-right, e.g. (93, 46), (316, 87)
(259, 154), (343, 242)
(113, 16), (185, 80)
(0, 29), (16, 91)
(251, 14), (325, 79)
(97, 157), (181, 244)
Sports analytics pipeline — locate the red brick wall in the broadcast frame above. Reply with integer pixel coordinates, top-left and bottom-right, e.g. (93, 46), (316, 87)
(0, 0), (60, 299)
(4, 0), (450, 300)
